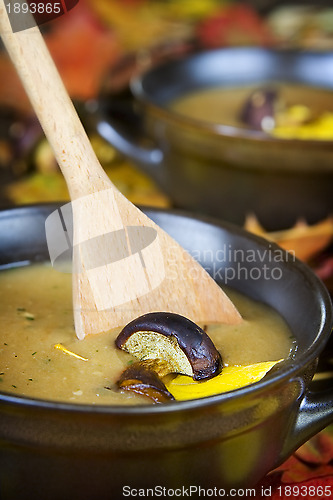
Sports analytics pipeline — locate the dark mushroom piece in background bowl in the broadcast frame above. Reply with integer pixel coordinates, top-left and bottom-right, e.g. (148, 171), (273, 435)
(97, 47), (333, 230)
(0, 203), (332, 499)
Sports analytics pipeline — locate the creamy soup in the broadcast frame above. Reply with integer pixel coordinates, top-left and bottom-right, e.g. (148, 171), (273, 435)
(170, 83), (333, 127)
(0, 264), (294, 405)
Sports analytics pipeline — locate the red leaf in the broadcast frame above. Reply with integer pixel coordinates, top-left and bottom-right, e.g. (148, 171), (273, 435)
(197, 3), (274, 48)
(46, 2), (121, 99)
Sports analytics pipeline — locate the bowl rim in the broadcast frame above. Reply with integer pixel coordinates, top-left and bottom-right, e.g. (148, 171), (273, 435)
(0, 203), (332, 415)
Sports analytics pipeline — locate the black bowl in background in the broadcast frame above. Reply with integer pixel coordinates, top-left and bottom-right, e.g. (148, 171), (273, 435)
(97, 47), (333, 230)
(0, 203), (332, 500)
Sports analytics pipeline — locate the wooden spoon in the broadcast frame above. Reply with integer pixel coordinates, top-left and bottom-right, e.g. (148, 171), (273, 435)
(0, 5), (241, 338)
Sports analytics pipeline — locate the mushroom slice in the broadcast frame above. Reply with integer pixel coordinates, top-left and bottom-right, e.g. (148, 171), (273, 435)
(240, 87), (281, 131)
(115, 312), (222, 381)
(117, 359), (175, 404)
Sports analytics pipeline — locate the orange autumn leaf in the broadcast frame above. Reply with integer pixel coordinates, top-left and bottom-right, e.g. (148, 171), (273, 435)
(0, 2), (122, 107)
(256, 427), (333, 498)
(46, 2), (121, 99)
(0, 56), (31, 112)
(244, 214), (333, 262)
(278, 460), (333, 484)
(270, 218), (333, 262)
(295, 428), (333, 466)
(269, 426), (333, 485)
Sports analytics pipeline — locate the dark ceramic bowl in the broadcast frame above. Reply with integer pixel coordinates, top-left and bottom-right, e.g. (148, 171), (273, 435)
(97, 47), (333, 230)
(0, 203), (332, 500)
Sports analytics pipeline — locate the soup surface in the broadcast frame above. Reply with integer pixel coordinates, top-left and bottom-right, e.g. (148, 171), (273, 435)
(170, 83), (333, 128)
(0, 265), (294, 405)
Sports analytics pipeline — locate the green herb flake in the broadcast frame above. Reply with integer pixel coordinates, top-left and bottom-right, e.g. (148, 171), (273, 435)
(24, 313), (35, 321)
(17, 309), (35, 320)
(12, 385), (17, 389)
(32, 352), (37, 356)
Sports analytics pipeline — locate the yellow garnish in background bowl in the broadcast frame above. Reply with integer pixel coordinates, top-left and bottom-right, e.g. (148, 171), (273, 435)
(166, 360), (283, 401)
(272, 110), (333, 140)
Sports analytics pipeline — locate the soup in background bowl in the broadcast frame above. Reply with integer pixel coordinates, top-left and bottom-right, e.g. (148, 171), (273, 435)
(169, 82), (333, 137)
(0, 204), (332, 500)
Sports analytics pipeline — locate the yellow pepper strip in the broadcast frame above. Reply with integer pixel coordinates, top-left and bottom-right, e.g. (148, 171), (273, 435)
(54, 344), (88, 362)
(166, 360), (283, 401)
(272, 111), (333, 140)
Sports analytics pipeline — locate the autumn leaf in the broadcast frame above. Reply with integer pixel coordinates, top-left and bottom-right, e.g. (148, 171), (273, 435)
(45, 2), (121, 99)
(244, 214), (333, 263)
(256, 455), (333, 499)
(266, 426), (333, 485)
(295, 427), (333, 466)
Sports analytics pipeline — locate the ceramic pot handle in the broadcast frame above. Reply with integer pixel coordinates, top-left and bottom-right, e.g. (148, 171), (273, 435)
(278, 385), (333, 465)
(97, 113), (164, 173)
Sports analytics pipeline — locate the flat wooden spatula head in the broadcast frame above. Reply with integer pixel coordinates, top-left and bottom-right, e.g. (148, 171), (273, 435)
(68, 189), (242, 338)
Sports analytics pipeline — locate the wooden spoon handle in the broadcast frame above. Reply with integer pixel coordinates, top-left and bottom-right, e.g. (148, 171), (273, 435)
(0, 4), (112, 199)
(0, 4), (243, 338)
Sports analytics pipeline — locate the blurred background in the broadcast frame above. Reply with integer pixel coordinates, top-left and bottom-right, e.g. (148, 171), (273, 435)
(1, 0), (333, 206)
(1, 0), (333, 284)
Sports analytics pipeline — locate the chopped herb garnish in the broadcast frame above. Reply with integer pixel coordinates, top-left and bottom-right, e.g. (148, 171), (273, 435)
(12, 385), (17, 388)
(24, 313), (35, 320)
(32, 352), (37, 356)
(17, 309), (35, 320)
